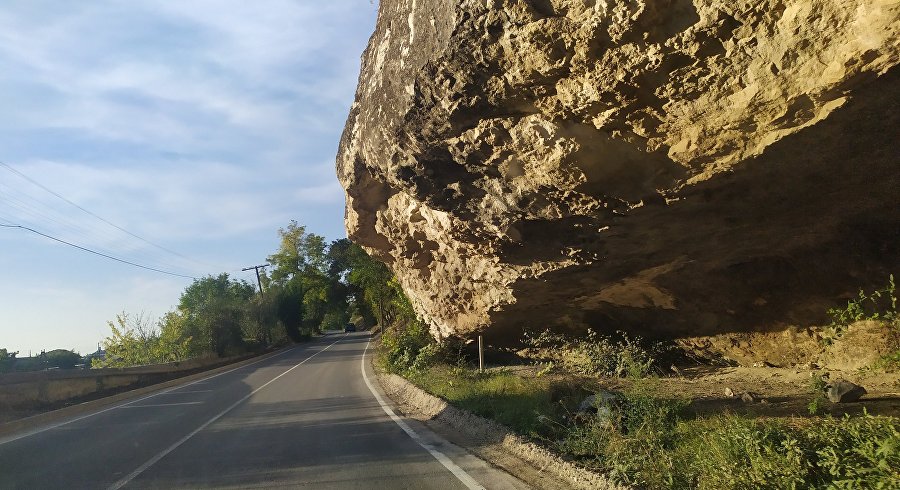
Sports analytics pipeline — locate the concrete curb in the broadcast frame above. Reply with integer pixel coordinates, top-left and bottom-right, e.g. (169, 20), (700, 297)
(0, 345), (293, 440)
(376, 372), (626, 490)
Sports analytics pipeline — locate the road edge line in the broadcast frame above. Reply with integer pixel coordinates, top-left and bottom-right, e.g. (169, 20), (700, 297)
(360, 337), (485, 490)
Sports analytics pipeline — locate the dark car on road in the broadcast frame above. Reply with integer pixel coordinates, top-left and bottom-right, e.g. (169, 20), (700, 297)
(345, 323), (356, 333)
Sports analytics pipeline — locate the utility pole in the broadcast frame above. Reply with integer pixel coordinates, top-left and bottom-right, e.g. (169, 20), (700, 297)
(242, 264), (269, 296)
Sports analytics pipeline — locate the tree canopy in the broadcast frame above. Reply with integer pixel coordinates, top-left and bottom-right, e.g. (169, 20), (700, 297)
(94, 220), (419, 368)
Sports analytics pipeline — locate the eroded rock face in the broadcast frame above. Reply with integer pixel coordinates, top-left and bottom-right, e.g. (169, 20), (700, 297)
(337, 0), (900, 343)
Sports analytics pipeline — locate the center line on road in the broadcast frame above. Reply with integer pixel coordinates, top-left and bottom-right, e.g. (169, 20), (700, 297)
(107, 335), (347, 490)
(360, 338), (485, 490)
(119, 402), (204, 408)
(0, 345), (300, 446)
(158, 390), (213, 394)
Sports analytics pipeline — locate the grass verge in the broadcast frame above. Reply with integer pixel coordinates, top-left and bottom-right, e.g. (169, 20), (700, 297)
(401, 362), (900, 489)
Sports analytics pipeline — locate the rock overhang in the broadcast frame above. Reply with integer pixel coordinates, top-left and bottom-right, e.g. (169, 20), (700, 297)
(337, 0), (900, 344)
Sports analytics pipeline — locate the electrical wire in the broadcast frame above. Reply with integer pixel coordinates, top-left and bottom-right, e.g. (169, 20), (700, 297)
(0, 180), (193, 274)
(0, 223), (197, 279)
(0, 160), (250, 276)
(0, 160), (223, 270)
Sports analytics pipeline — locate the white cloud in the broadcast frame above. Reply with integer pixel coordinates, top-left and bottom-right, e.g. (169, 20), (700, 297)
(0, 0), (377, 352)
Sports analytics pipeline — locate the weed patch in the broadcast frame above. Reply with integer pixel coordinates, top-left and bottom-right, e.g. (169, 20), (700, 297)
(824, 275), (898, 348)
(523, 329), (663, 378)
(401, 362), (900, 489)
(408, 365), (584, 437)
(807, 373), (829, 415)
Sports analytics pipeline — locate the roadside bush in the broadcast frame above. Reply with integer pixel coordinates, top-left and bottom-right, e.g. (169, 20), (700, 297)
(828, 274), (897, 329)
(824, 275), (900, 369)
(807, 373), (829, 415)
(566, 391), (900, 489)
(523, 329), (659, 378)
(561, 383), (688, 487)
(802, 414), (900, 487)
(825, 275), (898, 347)
(380, 320), (434, 373)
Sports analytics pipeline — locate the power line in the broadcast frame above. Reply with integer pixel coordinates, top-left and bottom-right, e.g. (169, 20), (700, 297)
(0, 160), (206, 267)
(0, 223), (197, 279)
(241, 264), (269, 295)
(0, 179), (196, 274)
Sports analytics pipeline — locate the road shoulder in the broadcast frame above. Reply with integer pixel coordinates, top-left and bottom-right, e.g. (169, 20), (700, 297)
(375, 369), (625, 490)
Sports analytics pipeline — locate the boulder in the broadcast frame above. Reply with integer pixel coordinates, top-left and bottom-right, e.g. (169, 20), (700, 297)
(827, 379), (867, 403)
(337, 0), (900, 346)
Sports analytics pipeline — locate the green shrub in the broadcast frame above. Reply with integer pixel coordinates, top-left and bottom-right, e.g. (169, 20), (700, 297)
(681, 414), (900, 489)
(523, 329), (660, 378)
(676, 416), (809, 489)
(570, 403), (900, 489)
(826, 275), (897, 342)
(801, 414), (900, 488)
(561, 383), (688, 488)
(808, 373), (829, 415)
(380, 320), (434, 373)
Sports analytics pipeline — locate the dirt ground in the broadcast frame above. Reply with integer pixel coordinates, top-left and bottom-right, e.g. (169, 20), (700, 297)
(509, 320), (900, 420)
(604, 364), (900, 419)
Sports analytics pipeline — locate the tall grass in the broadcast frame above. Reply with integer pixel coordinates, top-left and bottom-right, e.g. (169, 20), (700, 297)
(402, 361), (900, 489)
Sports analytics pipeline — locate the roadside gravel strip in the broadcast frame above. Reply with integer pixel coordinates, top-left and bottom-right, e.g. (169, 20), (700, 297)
(376, 371), (627, 490)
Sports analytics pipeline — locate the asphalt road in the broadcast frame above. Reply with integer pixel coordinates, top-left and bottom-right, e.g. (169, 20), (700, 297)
(0, 333), (529, 489)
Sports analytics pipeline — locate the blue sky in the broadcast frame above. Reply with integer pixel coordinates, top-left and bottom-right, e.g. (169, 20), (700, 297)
(0, 1), (378, 355)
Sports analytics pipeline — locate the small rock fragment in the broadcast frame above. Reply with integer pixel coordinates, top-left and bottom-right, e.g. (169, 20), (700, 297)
(724, 387), (735, 398)
(741, 392), (760, 403)
(752, 361), (775, 368)
(827, 380), (867, 403)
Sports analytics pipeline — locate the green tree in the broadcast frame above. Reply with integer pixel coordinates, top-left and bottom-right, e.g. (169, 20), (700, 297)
(344, 243), (413, 327)
(267, 221), (331, 337)
(0, 348), (18, 373)
(178, 274), (255, 357)
(245, 292), (283, 346)
(268, 220), (328, 283)
(93, 311), (192, 368)
(44, 349), (81, 369)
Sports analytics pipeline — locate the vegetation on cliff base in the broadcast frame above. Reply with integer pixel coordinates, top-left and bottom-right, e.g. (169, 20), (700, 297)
(825, 274), (900, 370)
(378, 306), (900, 489)
(401, 360), (900, 489)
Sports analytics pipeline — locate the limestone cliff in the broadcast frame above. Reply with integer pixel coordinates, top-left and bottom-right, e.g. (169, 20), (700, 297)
(337, 0), (900, 344)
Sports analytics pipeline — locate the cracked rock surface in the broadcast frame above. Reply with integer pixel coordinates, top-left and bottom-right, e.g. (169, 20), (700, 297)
(337, 0), (900, 345)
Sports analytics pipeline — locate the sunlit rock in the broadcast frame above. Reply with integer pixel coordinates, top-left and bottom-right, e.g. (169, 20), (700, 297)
(337, 0), (900, 345)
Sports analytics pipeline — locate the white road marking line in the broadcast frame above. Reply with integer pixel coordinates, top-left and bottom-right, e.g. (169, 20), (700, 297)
(360, 339), (485, 490)
(157, 390), (213, 394)
(119, 402), (204, 408)
(0, 346), (299, 445)
(106, 336), (346, 490)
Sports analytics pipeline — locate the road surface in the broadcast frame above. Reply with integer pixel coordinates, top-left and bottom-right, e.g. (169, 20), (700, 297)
(0, 333), (529, 489)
